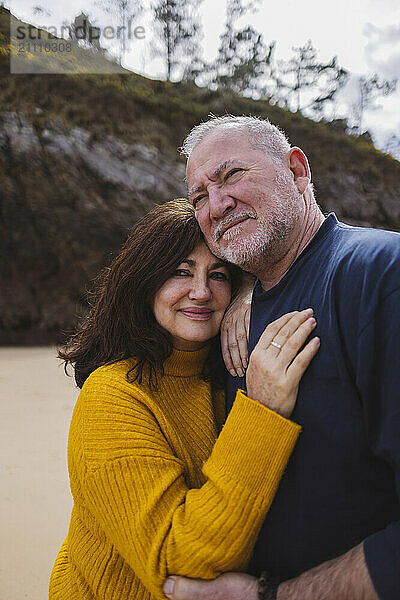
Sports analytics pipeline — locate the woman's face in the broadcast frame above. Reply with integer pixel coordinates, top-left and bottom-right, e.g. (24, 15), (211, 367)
(153, 241), (232, 351)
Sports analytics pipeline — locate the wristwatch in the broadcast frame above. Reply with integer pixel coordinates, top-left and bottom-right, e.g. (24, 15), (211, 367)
(257, 570), (280, 600)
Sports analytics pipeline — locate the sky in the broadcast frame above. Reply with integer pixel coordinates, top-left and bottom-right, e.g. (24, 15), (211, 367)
(6, 0), (400, 156)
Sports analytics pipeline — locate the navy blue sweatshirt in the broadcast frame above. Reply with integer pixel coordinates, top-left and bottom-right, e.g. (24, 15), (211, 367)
(226, 214), (400, 599)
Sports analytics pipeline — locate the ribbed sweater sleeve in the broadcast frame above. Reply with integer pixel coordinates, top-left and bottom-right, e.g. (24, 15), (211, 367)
(79, 370), (301, 600)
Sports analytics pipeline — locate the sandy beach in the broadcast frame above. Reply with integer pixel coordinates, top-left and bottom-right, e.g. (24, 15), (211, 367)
(0, 347), (79, 600)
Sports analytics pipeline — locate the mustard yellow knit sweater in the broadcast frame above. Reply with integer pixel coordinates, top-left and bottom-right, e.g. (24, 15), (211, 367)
(49, 346), (301, 600)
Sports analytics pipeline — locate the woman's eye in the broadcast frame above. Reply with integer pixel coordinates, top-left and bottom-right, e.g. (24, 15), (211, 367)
(174, 269), (191, 277)
(210, 271), (229, 281)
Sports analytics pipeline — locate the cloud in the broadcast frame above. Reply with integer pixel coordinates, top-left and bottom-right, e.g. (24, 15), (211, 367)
(364, 23), (400, 78)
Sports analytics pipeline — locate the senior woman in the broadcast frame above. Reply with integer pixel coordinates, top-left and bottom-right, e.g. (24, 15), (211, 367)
(49, 199), (319, 600)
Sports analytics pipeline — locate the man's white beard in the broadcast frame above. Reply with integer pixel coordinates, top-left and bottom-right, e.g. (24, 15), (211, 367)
(212, 173), (303, 273)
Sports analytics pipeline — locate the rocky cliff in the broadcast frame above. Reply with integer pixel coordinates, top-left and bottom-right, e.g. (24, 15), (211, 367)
(1, 69), (399, 344)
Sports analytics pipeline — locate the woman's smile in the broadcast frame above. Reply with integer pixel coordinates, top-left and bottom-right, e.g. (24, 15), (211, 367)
(179, 307), (214, 320)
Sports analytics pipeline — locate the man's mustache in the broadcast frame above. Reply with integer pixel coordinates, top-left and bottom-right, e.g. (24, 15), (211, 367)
(214, 210), (257, 241)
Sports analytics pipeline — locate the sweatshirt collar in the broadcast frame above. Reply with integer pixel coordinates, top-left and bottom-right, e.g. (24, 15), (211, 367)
(162, 344), (210, 377)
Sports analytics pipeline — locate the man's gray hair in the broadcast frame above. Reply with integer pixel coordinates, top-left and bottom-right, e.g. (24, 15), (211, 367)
(180, 115), (291, 163)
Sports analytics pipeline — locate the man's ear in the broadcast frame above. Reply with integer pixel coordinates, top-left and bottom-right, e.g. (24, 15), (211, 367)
(287, 147), (311, 195)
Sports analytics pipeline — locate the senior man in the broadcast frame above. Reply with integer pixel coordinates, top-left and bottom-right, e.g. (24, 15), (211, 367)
(163, 116), (400, 600)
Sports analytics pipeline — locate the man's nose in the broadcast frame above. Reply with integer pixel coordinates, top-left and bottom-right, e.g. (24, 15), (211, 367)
(208, 187), (236, 220)
(188, 277), (212, 301)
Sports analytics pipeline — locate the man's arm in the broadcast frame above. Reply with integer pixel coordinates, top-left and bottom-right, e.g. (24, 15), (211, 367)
(163, 542), (379, 600)
(277, 542), (378, 599)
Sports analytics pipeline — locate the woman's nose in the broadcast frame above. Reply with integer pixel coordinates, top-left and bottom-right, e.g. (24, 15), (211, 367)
(188, 277), (212, 301)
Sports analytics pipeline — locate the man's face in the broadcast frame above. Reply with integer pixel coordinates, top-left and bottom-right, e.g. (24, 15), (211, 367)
(186, 128), (304, 271)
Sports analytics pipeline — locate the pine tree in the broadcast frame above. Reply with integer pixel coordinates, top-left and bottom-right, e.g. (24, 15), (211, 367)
(207, 0), (274, 95)
(151, 0), (203, 82)
(351, 73), (397, 134)
(274, 40), (348, 116)
(71, 13), (101, 50)
(97, 0), (143, 65)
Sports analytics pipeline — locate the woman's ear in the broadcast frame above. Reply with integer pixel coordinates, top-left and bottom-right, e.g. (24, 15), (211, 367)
(288, 147), (311, 195)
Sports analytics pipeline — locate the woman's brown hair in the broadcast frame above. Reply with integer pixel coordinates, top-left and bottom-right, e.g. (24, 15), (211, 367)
(59, 198), (242, 389)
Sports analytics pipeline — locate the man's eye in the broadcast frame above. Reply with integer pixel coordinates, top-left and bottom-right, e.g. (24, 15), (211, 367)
(192, 195), (207, 208)
(226, 168), (243, 179)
